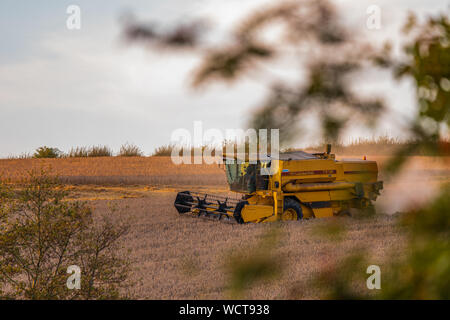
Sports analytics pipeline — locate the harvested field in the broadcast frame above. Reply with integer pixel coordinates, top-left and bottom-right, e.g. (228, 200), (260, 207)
(0, 157), (225, 186)
(93, 193), (405, 299)
(1, 156), (449, 186)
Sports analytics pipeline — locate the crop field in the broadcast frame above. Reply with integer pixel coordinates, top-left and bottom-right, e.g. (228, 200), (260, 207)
(0, 157), (225, 186)
(93, 194), (405, 299)
(1, 155), (449, 186)
(1, 155), (449, 299)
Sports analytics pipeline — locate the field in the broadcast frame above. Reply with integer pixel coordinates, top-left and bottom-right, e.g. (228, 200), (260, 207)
(94, 195), (404, 299)
(1, 155), (449, 299)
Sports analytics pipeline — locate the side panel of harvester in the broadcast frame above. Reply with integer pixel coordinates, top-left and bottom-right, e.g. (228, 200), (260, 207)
(279, 159), (382, 218)
(280, 159), (336, 218)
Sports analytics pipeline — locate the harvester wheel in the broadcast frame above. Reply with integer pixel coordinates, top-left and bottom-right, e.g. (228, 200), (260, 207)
(282, 198), (303, 221)
(233, 201), (249, 224)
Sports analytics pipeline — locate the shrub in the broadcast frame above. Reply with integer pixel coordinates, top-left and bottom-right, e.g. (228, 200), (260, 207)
(152, 144), (174, 156)
(151, 144), (222, 157)
(66, 146), (113, 157)
(0, 169), (131, 299)
(87, 145), (113, 157)
(33, 146), (62, 158)
(67, 147), (89, 158)
(118, 143), (143, 157)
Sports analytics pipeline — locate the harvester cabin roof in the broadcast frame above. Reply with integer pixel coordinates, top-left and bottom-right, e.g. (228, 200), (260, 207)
(223, 150), (319, 162)
(274, 151), (318, 161)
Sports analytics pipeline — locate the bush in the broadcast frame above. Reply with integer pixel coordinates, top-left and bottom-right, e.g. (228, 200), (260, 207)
(33, 146), (62, 158)
(118, 143), (143, 157)
(66, 146), (113, 157)
(151, 144), (222, 157)
(87, 145), (113, 157)
(152, 144), (174, 156)
(67, 147), (89, 158)
(0, 170), (131, 299)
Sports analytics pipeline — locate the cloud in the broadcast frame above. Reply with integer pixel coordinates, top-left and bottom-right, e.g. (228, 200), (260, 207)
(0, 20), (264, 156)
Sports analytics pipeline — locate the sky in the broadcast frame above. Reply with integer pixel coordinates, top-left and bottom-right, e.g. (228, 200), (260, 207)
(0, 0), (448, 157)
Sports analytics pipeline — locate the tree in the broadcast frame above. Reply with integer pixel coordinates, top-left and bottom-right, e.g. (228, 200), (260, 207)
(33, 146), (62, 159)
(0, 170), (131, 299)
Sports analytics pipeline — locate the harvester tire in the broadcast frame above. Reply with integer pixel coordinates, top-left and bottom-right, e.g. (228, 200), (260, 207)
(233, 201), (249, 224)
(283, 198), (303, 220)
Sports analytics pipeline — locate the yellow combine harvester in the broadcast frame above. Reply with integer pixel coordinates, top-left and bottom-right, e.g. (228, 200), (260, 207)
(174, 145), (383, 223)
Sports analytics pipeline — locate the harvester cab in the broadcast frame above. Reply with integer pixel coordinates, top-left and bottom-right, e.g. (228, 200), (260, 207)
(174, 146), (383, 224)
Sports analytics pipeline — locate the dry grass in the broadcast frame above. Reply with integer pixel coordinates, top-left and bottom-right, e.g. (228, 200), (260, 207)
(1, 155), (449, 186)
(92, 193), (404, 299)
(0, 157), (225, 186)
(304, 137), (450, 156)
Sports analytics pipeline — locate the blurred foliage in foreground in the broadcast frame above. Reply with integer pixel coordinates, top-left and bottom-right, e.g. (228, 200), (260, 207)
(124, 0), (449, 299)
(380, 12), (450, 174)
(224, 227), (283, 299)
(124, 0), (386, 143)
(295, 12), (450, 300)
(309, 184), (450, 299)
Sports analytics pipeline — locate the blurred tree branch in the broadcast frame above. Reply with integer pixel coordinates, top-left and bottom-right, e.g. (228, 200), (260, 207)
(122, 0), (386, 143)
(122, 2), (450, 300)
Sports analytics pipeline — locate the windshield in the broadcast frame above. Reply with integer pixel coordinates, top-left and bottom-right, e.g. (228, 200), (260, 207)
(225, 161), (270, 193)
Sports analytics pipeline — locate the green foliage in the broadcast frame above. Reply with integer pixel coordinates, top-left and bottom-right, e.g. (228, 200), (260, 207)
(33, 146), (62, 159)
(396, 14), (450, 127)
(380, 185), (450, 299)
(308, 12), (450, 300)
(310, 185), (450, 300)
(312, 219), (347, 241)
(0, 169), (131, 299)
(313, 250), (371, 300)
(118, 143), (144, 157)
(125, 0), (385, 143)
(125, 2), (449, 300)
(380, 13), (450, 174)
(191, 42), (273, 87)
(224, 227), (283, 298)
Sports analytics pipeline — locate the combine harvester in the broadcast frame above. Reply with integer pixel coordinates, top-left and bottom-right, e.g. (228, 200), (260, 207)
(174, 145), (383, 223)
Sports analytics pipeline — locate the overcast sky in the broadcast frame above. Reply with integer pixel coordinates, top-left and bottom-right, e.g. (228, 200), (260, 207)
(0, 0), (448, 157)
